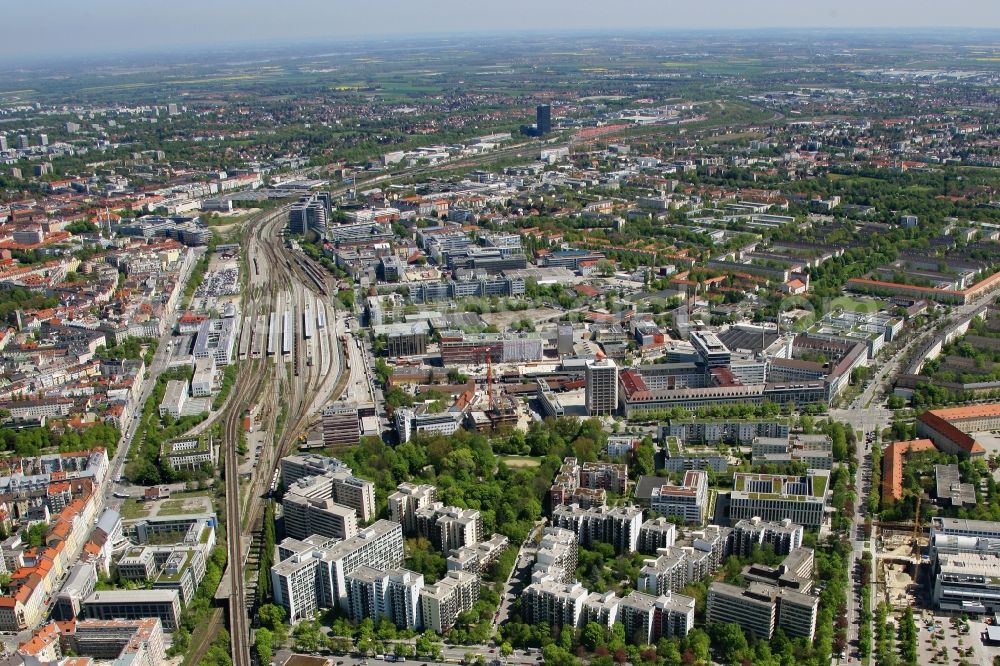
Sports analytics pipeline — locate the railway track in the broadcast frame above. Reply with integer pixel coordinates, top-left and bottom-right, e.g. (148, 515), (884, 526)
(222, 204), (351, 666)
(222, 359), (266, 666)
(222, 151), (517, 657)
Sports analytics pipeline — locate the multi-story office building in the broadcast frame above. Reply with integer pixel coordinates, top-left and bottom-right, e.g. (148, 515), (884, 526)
(193, 318), (237, 367)
(415, 503), (483, 554)
(648, 470), (708, 524)
(585, 358), (618, 417)
(522, 576), (588, 629)
(729, 471), (829, 528)
(133, 513), (217, 546)
(551, 504), (643, 554)
(393, 409), (462, 444)
(161, 436), (216, 472)
(537, 379), (566, 419)
(345, 566), (425, 630)
(58, 618), (166, 664)
(438, 330), (543, 364)
(82, 590), (182, 632)
(619, 590), (695, 644)
(932, 551), (1000, 614)
(117, 545), (208, 606)
(388, 483), (437, 535)
(383, 323), (429, 357)
(419, 570), (479, 633)
(536, 105), (552, 135)
(707, 581), (818, 640)
(289, 192), (332, 235)
(158, 380), (188, 418)
(751, 434), (833, 471)
(380, 255), (405, 282)
(411, 277), (526, 303)
(730, 517), (804, 558)
(689, 330), (731, 368)
(930, 517), (1000, 541)
(663, 419), (790, 445)
(270, 521), (404, 622)
(52, 562), (97, 621)
(282, 494), (359, 541)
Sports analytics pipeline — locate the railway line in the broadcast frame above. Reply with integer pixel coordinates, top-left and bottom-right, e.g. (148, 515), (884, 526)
(219, 148), (543, 663)
(219, 204), (350, 666)
(221, 358), (266, 666)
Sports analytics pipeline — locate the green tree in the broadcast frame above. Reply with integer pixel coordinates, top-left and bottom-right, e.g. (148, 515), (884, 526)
(254, 627), (273, 666)
(709, 622), (750, 663)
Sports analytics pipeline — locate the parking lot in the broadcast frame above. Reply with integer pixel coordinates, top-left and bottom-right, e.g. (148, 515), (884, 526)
(913, 610), (1000, 665)
(191, 255), (241, 311)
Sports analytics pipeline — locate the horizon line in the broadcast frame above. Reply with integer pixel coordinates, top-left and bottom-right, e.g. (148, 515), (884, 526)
(5, 25), (1000, 68)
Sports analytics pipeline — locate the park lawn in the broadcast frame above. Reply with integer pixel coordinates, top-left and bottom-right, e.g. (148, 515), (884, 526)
(829, 296), (883, 313)
(501, 455), (542, 468)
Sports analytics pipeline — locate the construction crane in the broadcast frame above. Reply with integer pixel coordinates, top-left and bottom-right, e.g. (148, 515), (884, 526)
(486, 350), (495, 412)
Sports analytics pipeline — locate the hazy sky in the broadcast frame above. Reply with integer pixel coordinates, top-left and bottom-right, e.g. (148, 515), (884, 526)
(6, 0), (1000, 60)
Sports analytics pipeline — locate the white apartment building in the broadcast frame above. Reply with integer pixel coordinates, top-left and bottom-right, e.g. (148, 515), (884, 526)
(729, 471), (829, 528)
(648, 470), (708, 524)
(585, 358), (618, 417)
(282, 495), (359, 542)
(345, 566), (425, 630)
(419, 570), (479, 633)
(551, 503), (643, 554)
(522, 575), (588, 629)
(619, 590), (695, 644)
(388, 483), (437, 535)
(270, 521), (404, 622)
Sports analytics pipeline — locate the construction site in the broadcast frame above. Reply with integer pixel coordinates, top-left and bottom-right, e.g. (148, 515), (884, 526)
(875, 527), (929, 610)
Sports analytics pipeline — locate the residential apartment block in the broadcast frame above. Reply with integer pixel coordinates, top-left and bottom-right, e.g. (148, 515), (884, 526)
(707, 581), (818, 641)
(270, 521), (404, 622)
(82, 590), (182, 632)
(415, 503), (483, 555)
(729, 517), (804, 558)
(388, 483), (437, 535)
(345, 566), (424, 630)
(419, 570), (480, 633)
(279, 455), (377, 522)
(551, 503), (643, 554)
(648, 470), (708, 524)
(282, 494), (359, 542)
(729, 471), (829, 528)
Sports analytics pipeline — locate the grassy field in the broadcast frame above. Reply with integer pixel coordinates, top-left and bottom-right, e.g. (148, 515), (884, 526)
(829, 296), (883, 313)
(120, 500), (152, 520)
(501, 455), (542, 468)
(158, 492), (214, 516)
